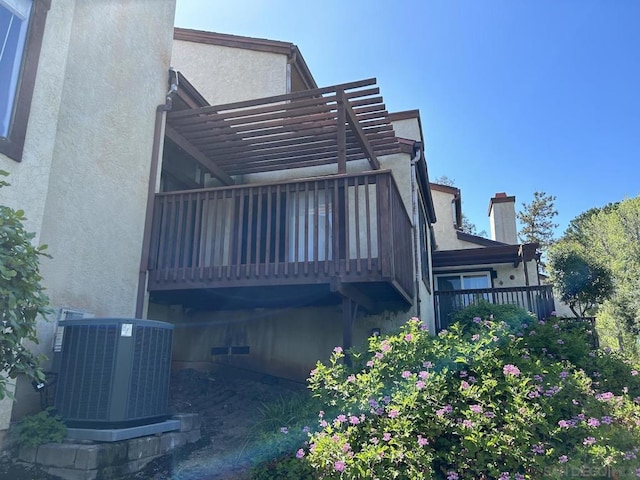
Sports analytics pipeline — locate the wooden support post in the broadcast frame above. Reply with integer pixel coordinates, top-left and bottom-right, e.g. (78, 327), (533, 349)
(336, 88), (347, 174)
(342, 297), (354, 367)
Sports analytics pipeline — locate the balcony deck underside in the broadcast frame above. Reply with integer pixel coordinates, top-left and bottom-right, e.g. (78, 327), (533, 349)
(148, 262), (411, 311)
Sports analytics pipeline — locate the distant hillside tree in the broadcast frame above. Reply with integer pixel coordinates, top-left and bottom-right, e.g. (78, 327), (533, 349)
(517, 191), (558, 262)
(557, 196), (640, 355)
(548, 241), (614, 318)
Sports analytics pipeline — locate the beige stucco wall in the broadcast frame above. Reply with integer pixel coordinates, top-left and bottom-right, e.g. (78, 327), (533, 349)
(391, 118), (421, 143)
(172, 40), (289, 105)
(434, 260), (539, 289)
(489, 200), (518, 244)
(431, 188), (470, 250)
(150, 302), (420, 382)
(2, 0), (177, 426)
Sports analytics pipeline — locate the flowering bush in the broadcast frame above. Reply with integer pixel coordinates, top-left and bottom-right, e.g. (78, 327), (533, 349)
(299, 312), (640, 479)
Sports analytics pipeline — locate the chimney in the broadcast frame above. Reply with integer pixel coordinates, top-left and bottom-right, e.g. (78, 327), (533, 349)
(488, 192), (517, 244)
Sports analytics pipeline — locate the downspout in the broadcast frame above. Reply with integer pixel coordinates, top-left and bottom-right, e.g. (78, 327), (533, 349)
(135, 68), (178, 318)
(410, 141), (423, 318)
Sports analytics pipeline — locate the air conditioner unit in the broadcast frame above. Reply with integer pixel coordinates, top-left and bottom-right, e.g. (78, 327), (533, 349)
(53, 318), (174, 429)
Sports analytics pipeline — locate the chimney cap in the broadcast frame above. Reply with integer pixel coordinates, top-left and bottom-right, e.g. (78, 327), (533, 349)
(488, 193), (516, 216)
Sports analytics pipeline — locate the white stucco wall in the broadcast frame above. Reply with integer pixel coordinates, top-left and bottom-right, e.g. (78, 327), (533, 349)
(2, 0), (177, 426)
(171, 40), (289, 105)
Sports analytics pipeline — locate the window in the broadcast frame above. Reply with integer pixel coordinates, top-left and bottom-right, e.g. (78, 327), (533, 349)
(435, 272), (491, 330)
(0, 0), (49, 161)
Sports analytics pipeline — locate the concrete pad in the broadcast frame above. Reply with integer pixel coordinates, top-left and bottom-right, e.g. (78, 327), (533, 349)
(66, 419), (180, 442)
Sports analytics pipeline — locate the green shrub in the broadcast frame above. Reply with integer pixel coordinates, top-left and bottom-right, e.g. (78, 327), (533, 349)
(16, 408), (67, 447)
(295, 312), (640, 479)
(0, 171), (51, 399)
(449, 301), (534, 332)
(248, 391), (320, 477)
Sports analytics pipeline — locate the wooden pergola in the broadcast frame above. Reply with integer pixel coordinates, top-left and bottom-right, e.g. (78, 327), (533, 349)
(165, 78), (401, 184)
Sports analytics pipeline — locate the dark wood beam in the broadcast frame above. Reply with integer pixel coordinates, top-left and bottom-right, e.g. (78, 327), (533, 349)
(344, 101), (379, 170)
(330, 278), (376, 313)
(164, 125), (234, 186)
(336, 89), (347, 173)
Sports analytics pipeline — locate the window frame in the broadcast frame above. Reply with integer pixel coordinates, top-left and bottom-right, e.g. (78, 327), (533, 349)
(0, 0), (50, 162)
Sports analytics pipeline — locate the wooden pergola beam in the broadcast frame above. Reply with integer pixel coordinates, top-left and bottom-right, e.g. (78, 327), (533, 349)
(165, 125), (234, 186)
(344, 100), (379, 170)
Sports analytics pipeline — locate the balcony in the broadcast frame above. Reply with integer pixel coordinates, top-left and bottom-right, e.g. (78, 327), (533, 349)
(147, 170), (414, 311)
(434, 285), (555, 329)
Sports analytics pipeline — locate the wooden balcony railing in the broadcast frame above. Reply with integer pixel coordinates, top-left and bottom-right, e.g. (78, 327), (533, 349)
(148, 170), (414, 306)
(434, 285), (555, 329)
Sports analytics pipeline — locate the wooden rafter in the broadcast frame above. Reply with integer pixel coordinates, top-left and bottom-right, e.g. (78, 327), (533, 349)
(166, 78), (400, 178)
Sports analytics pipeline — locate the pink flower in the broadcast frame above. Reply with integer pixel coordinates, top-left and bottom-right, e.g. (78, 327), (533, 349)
(460, 380), (470, 390)
(417, 435), (429, 446)
(583, 436), (596, 446)
(401, 370), (411, 379)
(419, 370), (429, 379)
(503, 364), (521, 377)
(296, 448), (305, 458)
(375, 352), (383, 359)
(559, 455), (568, 463)
(336, 414), (347, 423)
(349, 415), (360, 425)
(416, 380), (426, 389)
(404, 334), (413, 342)
(472, 334), (480, 341)
(388, 409), (399, 419)
(347, 374), (356, 383)
(423, 361), (434, 368)
(596, 392), (614, 401)
(632, 370), (638, 376)
(383, 432), (391, 441)
(381, 341), (391, 352)
(334, 461), (345, 472)
(587, 418), (600, 427)
(333, 346), (343, 354)
(470, 404), (483, 414)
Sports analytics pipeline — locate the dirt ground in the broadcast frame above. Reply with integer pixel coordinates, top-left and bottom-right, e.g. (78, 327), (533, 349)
(0, 367), (306, 480)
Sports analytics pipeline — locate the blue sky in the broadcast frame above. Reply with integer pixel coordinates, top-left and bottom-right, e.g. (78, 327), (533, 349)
(175, 0), (640, 238)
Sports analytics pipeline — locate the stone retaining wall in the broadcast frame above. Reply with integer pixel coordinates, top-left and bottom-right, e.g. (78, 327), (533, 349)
(17, 414), (201, 480)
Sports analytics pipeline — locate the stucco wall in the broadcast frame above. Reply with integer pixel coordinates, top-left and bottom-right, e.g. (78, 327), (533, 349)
(431, 188), (470, 250)
(391, 118), (421, 142)
(171, 40), (289, 105)
(0, 0), (77, 241)
(434, 260), (539, 289)
(150, 303), (419, 382)
(4, 0), (177, 424)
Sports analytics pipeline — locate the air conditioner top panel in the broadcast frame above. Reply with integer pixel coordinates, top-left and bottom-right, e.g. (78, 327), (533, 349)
(58, 318), (174, 330)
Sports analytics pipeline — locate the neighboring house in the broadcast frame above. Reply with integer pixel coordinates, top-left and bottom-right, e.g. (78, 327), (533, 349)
(429, 183), (554, 329)
(0, 1), (552, 445)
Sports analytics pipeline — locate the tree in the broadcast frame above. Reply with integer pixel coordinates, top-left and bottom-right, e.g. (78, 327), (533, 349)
(0, 171), (50, 400)
(517, 191), (558, 261)
(557, 196), (640, 354)
(460, 214), (488, 238)
(548, 241), (614, 317)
